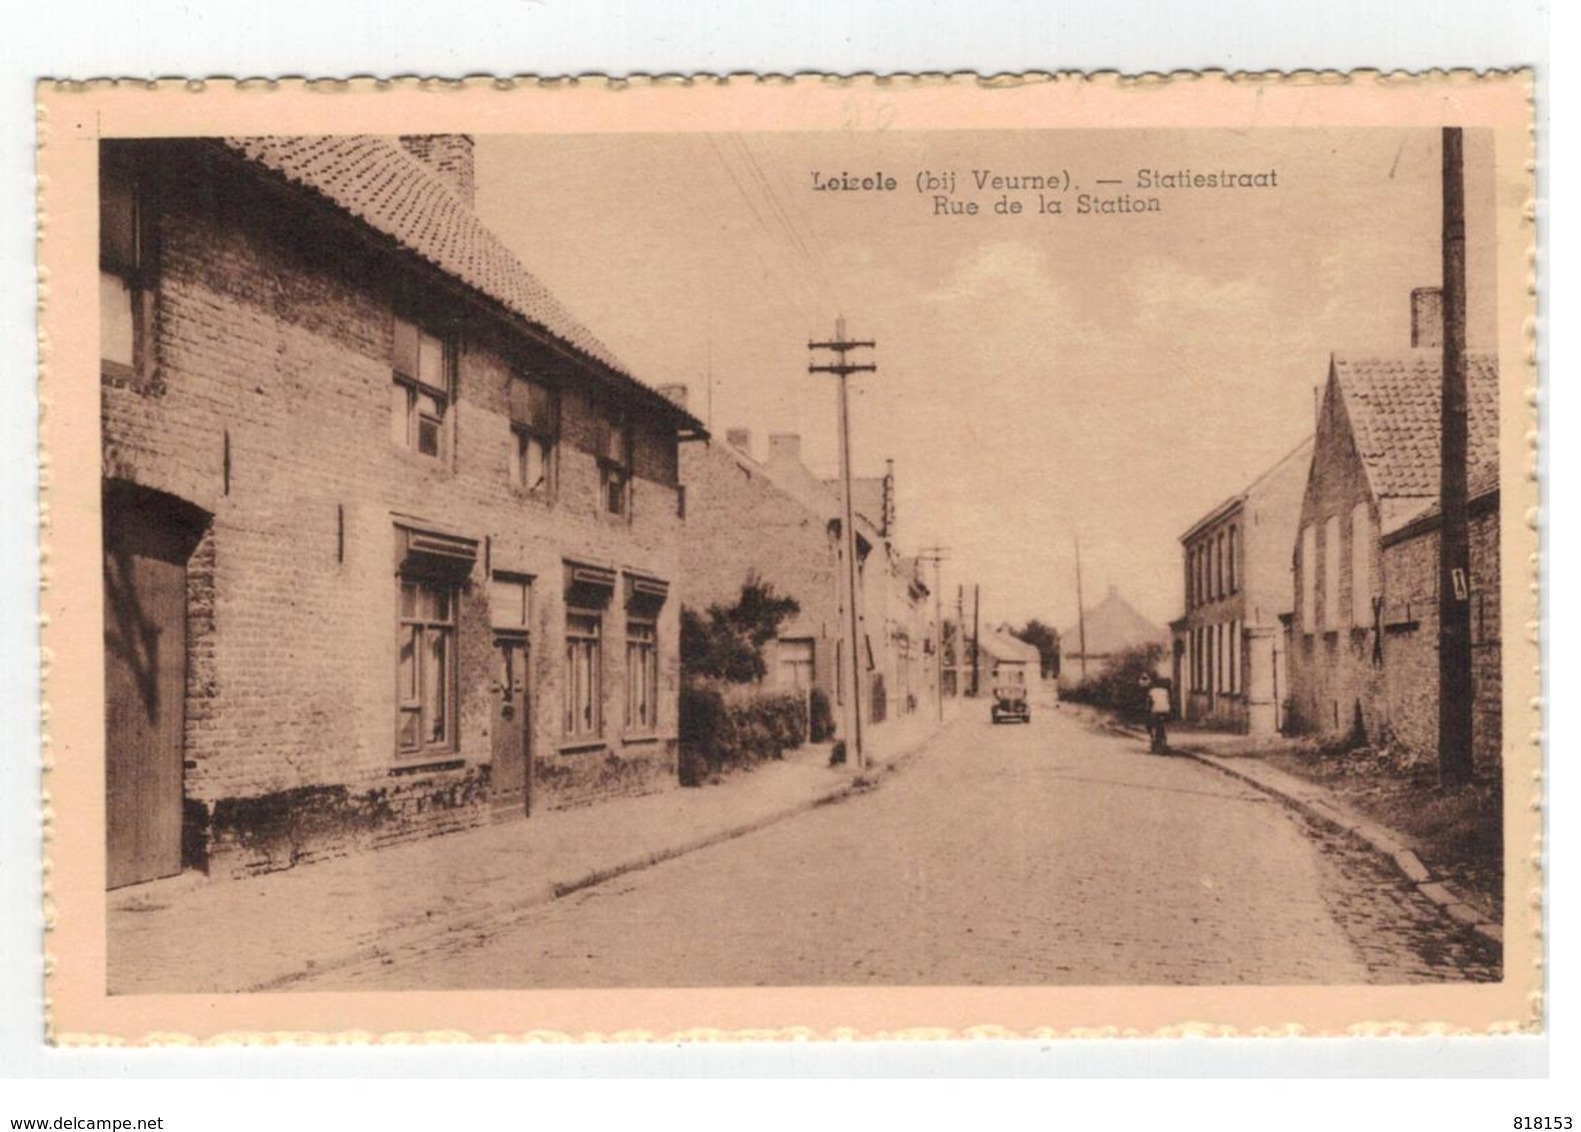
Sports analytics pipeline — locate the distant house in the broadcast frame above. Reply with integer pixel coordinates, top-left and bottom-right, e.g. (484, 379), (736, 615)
(1059, 586), (1168, 686)
(977, 631), (1041, 689)
(1286, 289), (1500, 769)
(1171, 437), (1313, 734)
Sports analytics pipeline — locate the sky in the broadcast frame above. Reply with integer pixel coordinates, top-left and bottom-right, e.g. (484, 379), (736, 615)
(474, 128), (1501, 634)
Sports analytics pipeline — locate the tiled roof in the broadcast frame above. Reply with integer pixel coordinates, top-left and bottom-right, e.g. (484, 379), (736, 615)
(979, 631), (1040, 665)
(1060, 589), (1168, 658)
(1386, 461), (1503, 533)
(221, 136), (689, 419)
(1332, 351), (1499, 500)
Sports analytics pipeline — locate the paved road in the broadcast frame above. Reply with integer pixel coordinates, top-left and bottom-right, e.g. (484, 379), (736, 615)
(302, 695), (1500, 989)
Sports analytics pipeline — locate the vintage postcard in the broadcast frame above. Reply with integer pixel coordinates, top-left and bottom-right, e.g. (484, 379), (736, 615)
(37, 73), (1538, 1043)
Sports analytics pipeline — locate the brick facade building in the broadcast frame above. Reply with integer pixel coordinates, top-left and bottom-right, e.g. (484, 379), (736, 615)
(1171, 437), (1312, 734)
(100, 136), (704, 887)
(1286, 293), (1500, 767)
(678, 431), (935, 732)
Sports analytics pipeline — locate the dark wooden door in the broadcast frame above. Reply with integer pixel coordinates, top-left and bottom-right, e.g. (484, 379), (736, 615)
(103, 500), (195, 889)
(490, 635), (531, 816)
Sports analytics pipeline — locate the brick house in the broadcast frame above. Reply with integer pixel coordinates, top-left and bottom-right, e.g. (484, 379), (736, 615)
(1170, 437), (1313, 734)
(99, 135), (704, 887)
(1286, 292), (1500, 767)
(678, 430), (935, 731)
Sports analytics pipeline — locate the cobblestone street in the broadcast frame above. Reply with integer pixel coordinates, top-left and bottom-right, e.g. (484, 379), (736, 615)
(298, 692), (1501, 990)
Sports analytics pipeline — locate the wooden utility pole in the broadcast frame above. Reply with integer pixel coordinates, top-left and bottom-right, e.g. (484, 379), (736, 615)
(918, 547), (949, 721)
(957, 585), (966, 697)
(1074, 534), (1089, 682)
(1438, 126), (1475, 787)
(961, 588), (973, 695)
(810, 316), (876, 770)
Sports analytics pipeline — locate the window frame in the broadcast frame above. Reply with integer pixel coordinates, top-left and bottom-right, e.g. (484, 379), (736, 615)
(564, 606), (604, 742)
(507, 372), (560, 497)
(624, 616), (659, 734)
(1227, 525), (1238, 594)
(100, 151), (157, 385)
(391, 315), (455, 462)
(490, 572), (533, 633)
(396, 575), (459, 758)
(597, 402), (633, 517)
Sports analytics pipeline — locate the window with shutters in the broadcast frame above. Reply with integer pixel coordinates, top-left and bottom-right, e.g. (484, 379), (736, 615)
(508, 374), (558, 496)
(391, 316), (453, 461)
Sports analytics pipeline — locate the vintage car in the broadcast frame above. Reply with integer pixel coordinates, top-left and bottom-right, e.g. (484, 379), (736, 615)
(990, 684), (1030, 724)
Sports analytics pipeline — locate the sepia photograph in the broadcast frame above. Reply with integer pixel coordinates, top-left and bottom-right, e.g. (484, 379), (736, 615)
(38, 75), (1537, 1039)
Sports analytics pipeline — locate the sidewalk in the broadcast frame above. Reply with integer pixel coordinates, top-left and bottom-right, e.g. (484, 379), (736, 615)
(1131, 722), (1503, 949)
(107, 705), (960, 995)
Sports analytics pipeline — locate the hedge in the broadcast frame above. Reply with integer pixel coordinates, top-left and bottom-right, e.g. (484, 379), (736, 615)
(679, 684), (809, 785)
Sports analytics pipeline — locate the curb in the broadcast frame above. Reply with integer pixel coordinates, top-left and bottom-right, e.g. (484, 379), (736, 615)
(1155, 734), (1504, 950)
(251, 717), (954, 992)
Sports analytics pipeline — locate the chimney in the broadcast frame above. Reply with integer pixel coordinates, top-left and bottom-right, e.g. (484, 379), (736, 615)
(1411, 286), (1444, 349)
(725, 428), (752, 456)
(768, 433), (802, 466)
(657, 384), (689, 410)
(399, 135), (477, 208)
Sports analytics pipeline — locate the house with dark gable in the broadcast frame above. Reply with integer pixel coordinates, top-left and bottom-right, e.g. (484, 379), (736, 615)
(100, 135), (704, 888)
(1285, 291), (1501, 769)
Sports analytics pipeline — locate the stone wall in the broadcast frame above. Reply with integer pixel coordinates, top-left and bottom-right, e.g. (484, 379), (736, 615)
(1380, 497), (1502, 772)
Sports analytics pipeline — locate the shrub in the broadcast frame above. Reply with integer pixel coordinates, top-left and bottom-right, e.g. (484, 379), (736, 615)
(680, 577), (801, 685)
(678, 683), (808, 784)
(1062, 642), (1167, 723)
(678, 683), (728, 785)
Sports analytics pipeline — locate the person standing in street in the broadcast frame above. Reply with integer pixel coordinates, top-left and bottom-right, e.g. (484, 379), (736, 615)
(1147, 678), (1172, 753)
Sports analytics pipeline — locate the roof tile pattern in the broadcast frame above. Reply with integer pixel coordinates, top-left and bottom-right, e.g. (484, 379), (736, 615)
(223, 135), (635, 382)
(1333, 351), (1499, 499)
